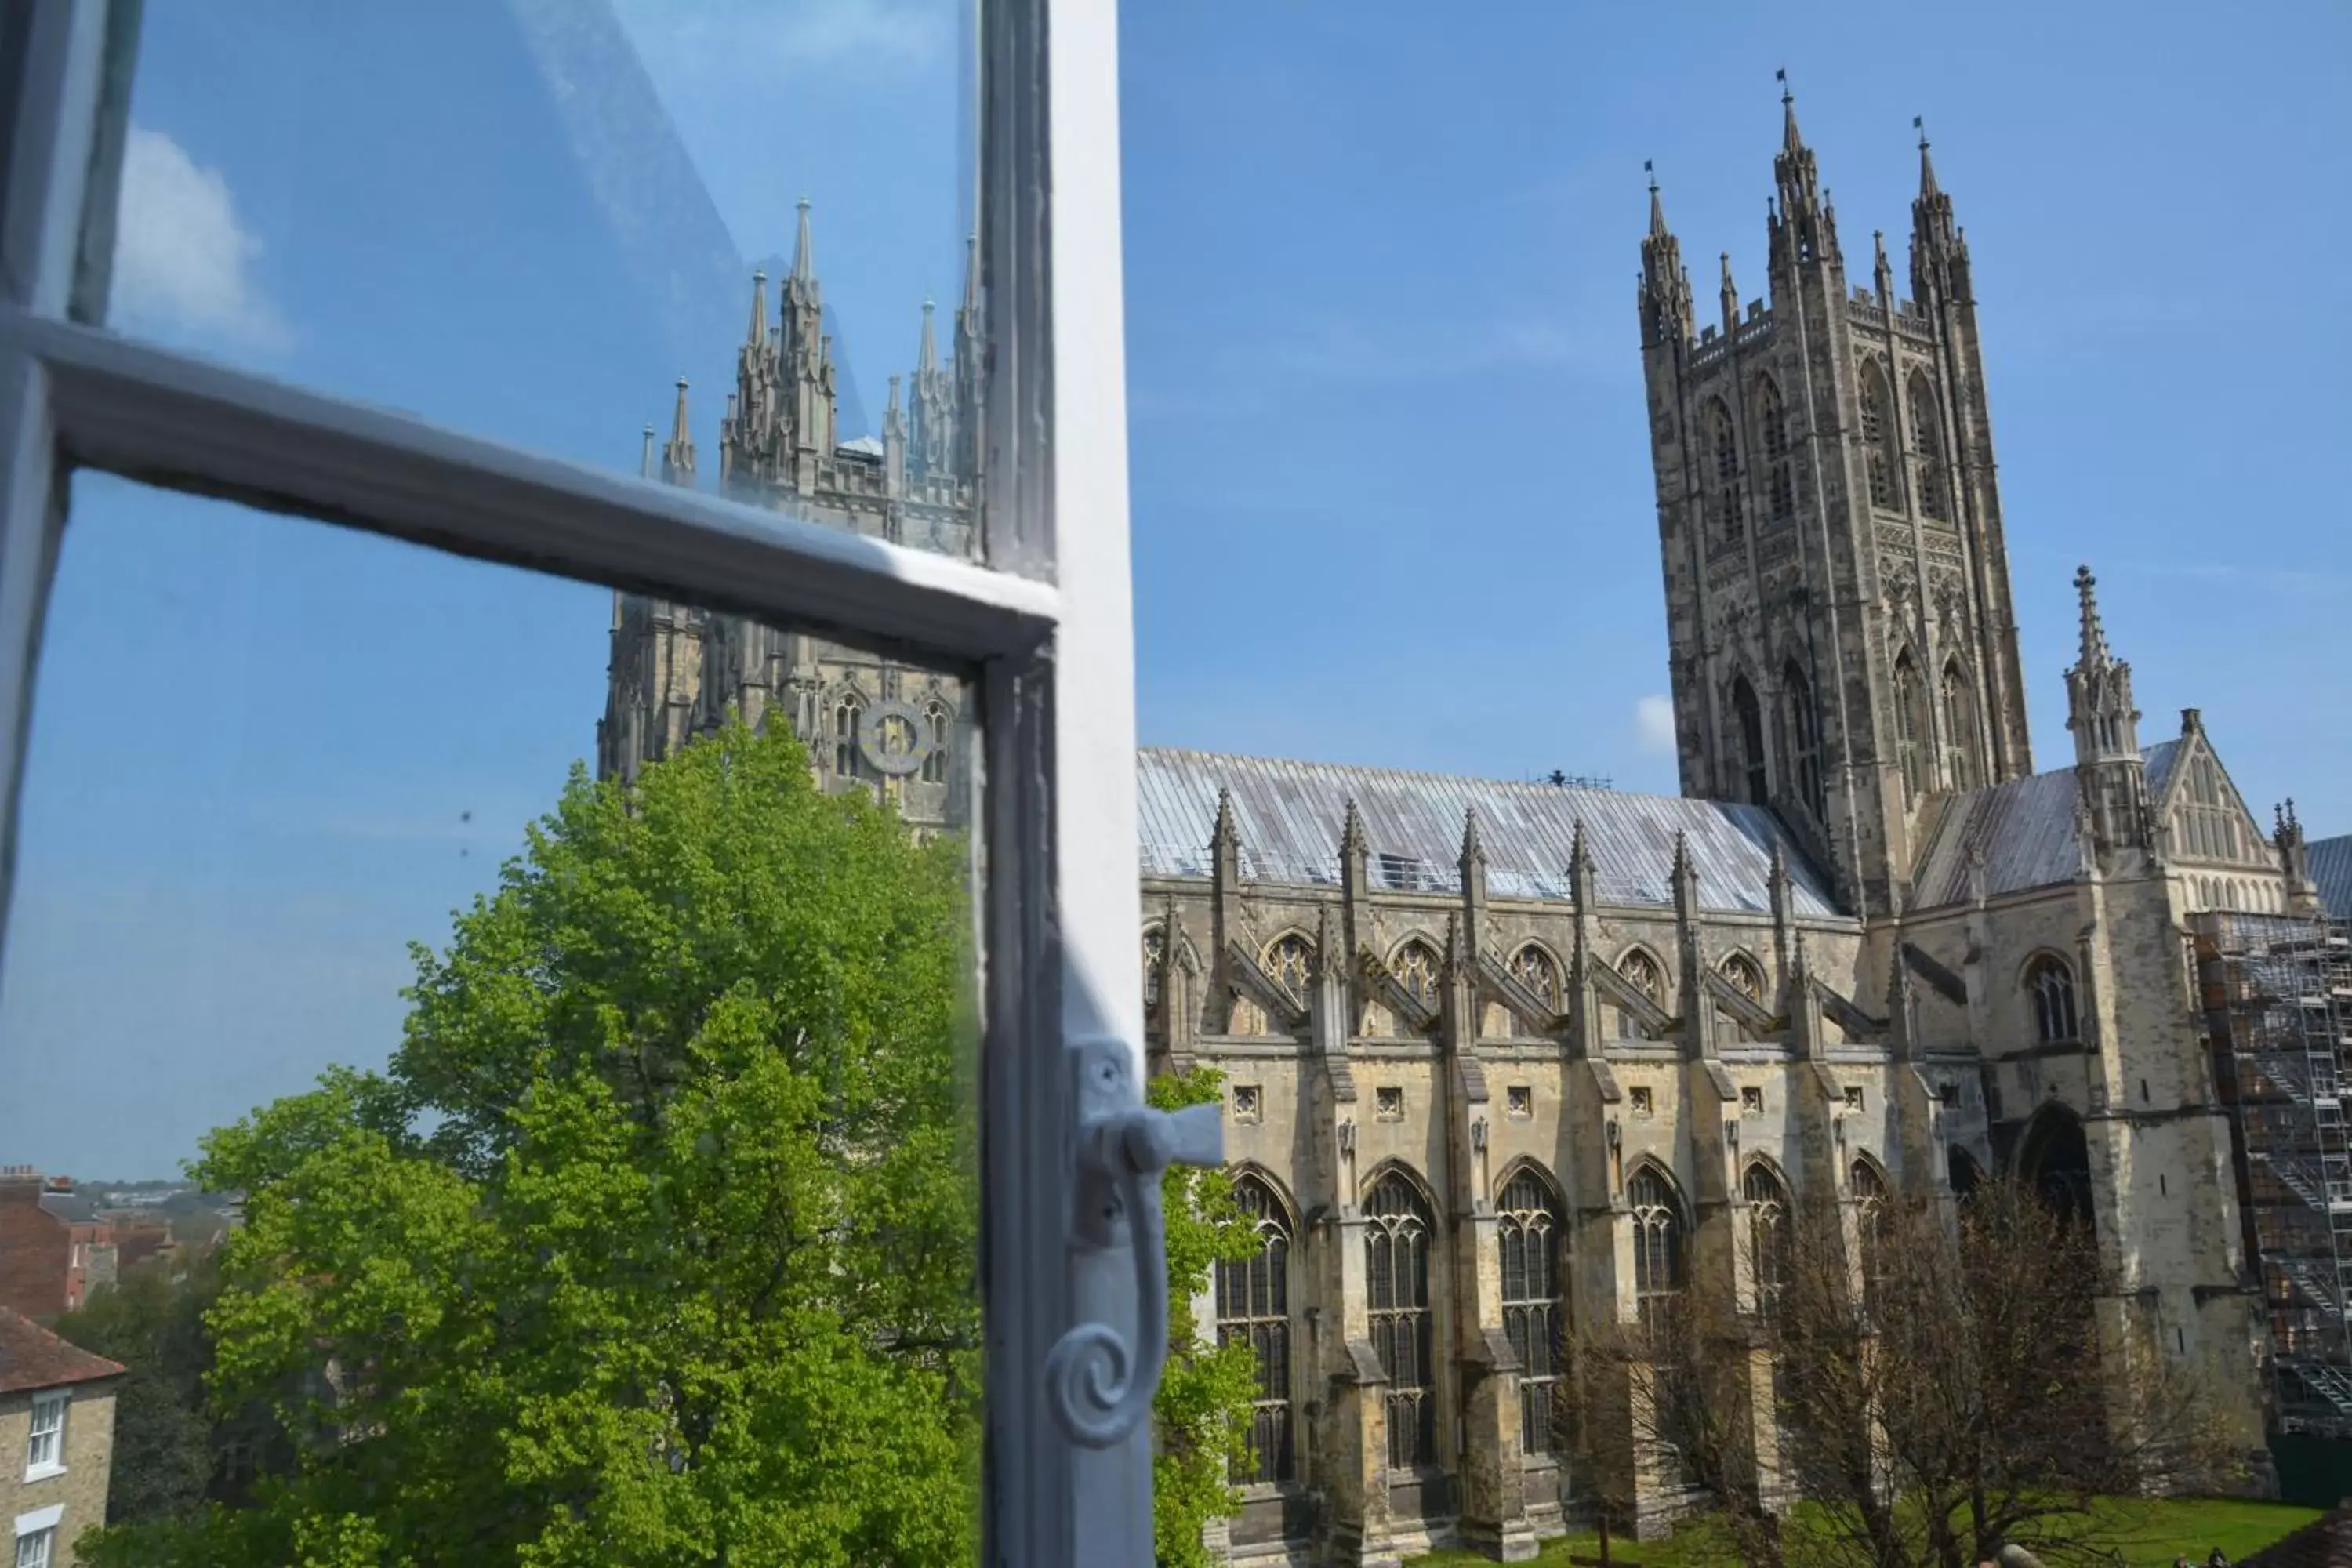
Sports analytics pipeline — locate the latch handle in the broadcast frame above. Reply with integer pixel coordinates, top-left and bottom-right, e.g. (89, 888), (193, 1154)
(1044, 1038), (1223, 1447)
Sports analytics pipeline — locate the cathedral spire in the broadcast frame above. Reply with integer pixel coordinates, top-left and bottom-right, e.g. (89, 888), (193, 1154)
(1778, 70), (1804, 154)
(745, 270), (768, 346)
(790, 196), (818, 289)
(1459, 806), (1486, 870)
(1909, 116), (1965, 298)
(1719, 252), (1739, 336)
(2074, 564), (2111, 671)
(917, 298), (939, 375)
(661, 378), (695, 486)
(1639, 161), (1694, 350)
(1769, 71), (1835, 271)
(639, 424), (655, 478)
(1916, 118), (1940, 199)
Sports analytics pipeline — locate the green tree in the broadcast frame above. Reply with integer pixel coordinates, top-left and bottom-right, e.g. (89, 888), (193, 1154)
(55, 1262), (212, 1524)
(1149, 1066), (1264, 1568)
(84, 718), (981, 1567)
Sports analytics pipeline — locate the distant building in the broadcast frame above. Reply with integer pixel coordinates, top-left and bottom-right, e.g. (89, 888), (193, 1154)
(0, 1307), (125, 1567)
(0, 1172), (114, 1323)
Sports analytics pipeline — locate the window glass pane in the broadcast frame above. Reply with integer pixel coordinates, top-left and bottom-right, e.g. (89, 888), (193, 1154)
(101, 2), (982, 557)
(1, 477), (983, 1563)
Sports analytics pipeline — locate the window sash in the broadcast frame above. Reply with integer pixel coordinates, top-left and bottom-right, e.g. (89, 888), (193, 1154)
(24, 1395), (64, 1472)
(0, 0), (1151, 1561)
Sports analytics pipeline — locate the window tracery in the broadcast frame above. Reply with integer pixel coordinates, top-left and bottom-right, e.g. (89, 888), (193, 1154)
(1755, 376), (1794, 522)
(920, 699), (952, 784)
(1860, 361), (1897, 510)
(1708, 400), (1744, 544)
(2027, 955), (2078, 1044)
(1617, 949), (1664, 1040)
(1366, 1173), (1436, 1468)
(1851, 1157), (1890, 1308)
(1510, 944), (1561, 1011)
(1142, 925), (1165, 1021)
(1893, 651), (1928, 803)
(1732, 673), (1768, 805)
(1498, 1168), (1565, 1455)
(1394, 939), (1440, 1013)
(1722, 953), (1766, 1042)
(831, 688), (866, 779)
(1940, 659), (1977, 791)
(1742, 1161), (1793, 1319)
(1218, 1176), (1295, 1483)
(1784, 662), (1825, 819)
(1628, 1166), (1686, 1332)
(1265, 933), (1314, 1006)
(1908, 372), (1948, 521)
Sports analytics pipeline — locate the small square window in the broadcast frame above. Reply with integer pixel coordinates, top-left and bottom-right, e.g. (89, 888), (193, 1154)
(1232, 1084), (1262, 1124)
(1505, 1085), (1534, 1120)
(1843, 1086), (1866, 1113)
(1629, 1086), (1654, 1117)
(1740, 1085), (1765, 1116)
(1375, 1086), (1405, 1122)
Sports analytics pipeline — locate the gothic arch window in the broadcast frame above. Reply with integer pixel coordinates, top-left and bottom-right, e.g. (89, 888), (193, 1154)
(1731, 673), (1768, 804)
(1754, 375), (1794, 522)
(1940, 658), (1978, 791)
(1365, 1170), (1437, 1468)
(1859, 360), (1898, 510)
(1907, 371), (1949, 521)
(830, 688), (866, 780)
(1218, 1174), (1296, 1483)
(2025, 954), (2078, 1044)
(1497, 1165), (1566, 1456)
(920, 699), (953, 785)
(1742, 1160), (1794, 1319)
(1783, 662), (1826, 819)
(1722, 952), (1766, 1042)
(1627, 1164), (1687, 1332)
(1265, 932), (1314, 1007)
(1510, 944), (1562, 1011)
(1392, 938), (1441, 1014)
(1850, 1156), (1891, 1305)
(1892, 650), (1928, 803)
(1142, 924), (1166, 1022)
(1617, 948), (1665, 1040)
(1708, 399), (1744, 544)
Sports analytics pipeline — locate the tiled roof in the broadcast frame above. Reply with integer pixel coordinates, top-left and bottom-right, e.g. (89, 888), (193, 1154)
(1909, 767), (2085, 909)
(2143, 739), (2180, 803)
(0, 1308), (125, 1394)
(1134, 748), (1844, 917)
(2307, 834), (2352, 922)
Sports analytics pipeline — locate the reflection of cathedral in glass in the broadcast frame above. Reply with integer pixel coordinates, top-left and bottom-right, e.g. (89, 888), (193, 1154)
(596, 198), (978, 833)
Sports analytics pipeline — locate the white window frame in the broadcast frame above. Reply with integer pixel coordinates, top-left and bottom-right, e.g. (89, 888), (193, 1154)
(0, 1), (1155, 1561)
(12, 1506), (62, 1568)
(22, 1392), (65, 1480)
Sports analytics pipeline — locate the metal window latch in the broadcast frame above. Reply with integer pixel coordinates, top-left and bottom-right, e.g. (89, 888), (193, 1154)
(1044, 1036), (1223, 1447)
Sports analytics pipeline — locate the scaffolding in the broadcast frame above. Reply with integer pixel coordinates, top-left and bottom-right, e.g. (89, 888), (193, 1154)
(2196, 910), (2352, 1439)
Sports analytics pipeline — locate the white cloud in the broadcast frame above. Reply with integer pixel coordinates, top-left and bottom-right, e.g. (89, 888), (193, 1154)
(1635, 695), (1676, 754)
(111, 127), (290, 354)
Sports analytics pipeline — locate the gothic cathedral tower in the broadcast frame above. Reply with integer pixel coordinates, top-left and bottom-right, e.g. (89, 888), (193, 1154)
(1640, 91), (2031, 919)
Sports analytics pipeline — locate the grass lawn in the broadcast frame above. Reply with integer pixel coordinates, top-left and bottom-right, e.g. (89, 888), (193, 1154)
(1406, 1497), (2324, 1567)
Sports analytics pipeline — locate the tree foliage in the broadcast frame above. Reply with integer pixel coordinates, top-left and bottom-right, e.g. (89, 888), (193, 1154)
(83, 719), (982, 1566)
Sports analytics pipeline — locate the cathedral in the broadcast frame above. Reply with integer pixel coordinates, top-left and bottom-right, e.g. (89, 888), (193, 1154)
(601, 99), (2326, 1567)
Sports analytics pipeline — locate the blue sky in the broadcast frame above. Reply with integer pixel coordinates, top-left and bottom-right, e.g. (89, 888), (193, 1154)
(2, 0), (2347, 1177)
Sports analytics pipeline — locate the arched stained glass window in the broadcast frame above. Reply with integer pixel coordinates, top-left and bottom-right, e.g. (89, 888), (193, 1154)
(1722, 953), (1766, 1043)
(920, 699), (952, 784)
(1366, 1173), (1436, 1468)
(1394, 940), (1441, 1013)
(1851, 1157), (1890, 1308)
(1617, 949), (1664, 1040)
(1265, 933), (1314, 1006)
(1755, 375), (1794, 522)
(1708, 400), (1744, 544)
(1893, 651), (1927, 804)
(1218, 1177), (1295, 1483)
(1940, 659), (1976, 791)
(1908, 371), (1948, 521)
(2027, 955), (2078, 1044)
(1510, 945), (1561, 1011)
(1732, 673), (1768, 805)
(1742, 1161), (1793, 1319)
(1628, 1166), (1686, 1332)
(1860, 361), (1898, 510)
(831, 689), (865, 780)
(1784, 662), (1825, 819)
(1498, 1168), (1566, 1456)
